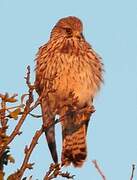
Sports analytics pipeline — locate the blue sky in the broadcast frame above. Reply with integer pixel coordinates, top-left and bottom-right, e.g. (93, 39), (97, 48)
(0, 0), (137, 179)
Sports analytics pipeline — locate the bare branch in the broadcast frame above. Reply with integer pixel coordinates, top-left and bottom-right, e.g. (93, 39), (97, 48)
(0, 66), (38, 158)
(16, 127), (43, 179)
(92, 160), (106, 180)
(7, 127), (43, 180)
(130, 164), (135, 180)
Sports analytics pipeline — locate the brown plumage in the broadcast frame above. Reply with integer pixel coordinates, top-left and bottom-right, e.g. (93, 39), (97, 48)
(35, 16), (103, 167)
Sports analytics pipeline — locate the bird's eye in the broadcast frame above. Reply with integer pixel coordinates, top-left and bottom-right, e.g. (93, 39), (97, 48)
(65, 28), (72, 35)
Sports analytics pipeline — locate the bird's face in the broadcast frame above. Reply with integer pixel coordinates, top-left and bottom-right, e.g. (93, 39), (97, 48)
(51, 16), (84, 40)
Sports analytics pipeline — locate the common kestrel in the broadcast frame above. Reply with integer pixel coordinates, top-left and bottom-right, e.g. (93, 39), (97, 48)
(35, 16), (103, 167)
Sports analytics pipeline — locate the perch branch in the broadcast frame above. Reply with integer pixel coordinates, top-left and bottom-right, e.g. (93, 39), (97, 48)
(8, 104), (94, 179)
(44, 163), (75, 180)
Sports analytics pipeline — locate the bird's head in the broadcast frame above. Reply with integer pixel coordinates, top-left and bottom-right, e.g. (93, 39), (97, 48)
(50, 16), (84, 40)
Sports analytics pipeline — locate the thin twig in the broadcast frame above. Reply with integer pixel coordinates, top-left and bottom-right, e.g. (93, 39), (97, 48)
(29, 112), (42, 118)
(44, 163), (75, 180)
(92, 160), (106, 180)
(130, 164), (135, 180)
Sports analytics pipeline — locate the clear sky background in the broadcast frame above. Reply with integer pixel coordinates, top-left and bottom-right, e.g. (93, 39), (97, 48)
(0, 0), (137, 179)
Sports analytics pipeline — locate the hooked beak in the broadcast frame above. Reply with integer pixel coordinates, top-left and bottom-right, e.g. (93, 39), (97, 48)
(73, 31), (81, 39)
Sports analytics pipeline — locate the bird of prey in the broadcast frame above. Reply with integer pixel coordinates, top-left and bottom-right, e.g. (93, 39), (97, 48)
(35, 16), (103, 167)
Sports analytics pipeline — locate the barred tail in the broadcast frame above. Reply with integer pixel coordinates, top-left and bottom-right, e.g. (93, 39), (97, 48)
(61, 117), (88, 167)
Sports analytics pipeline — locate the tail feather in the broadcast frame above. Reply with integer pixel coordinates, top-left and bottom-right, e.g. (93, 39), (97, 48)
(41, 101), (58, 164)
(61, 106), (92, 167)
(45, 125), (58, 163)
(62, 123), (87, 167)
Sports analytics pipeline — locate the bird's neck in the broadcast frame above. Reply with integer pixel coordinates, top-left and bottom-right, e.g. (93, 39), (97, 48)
(47, 37), (90, 55)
